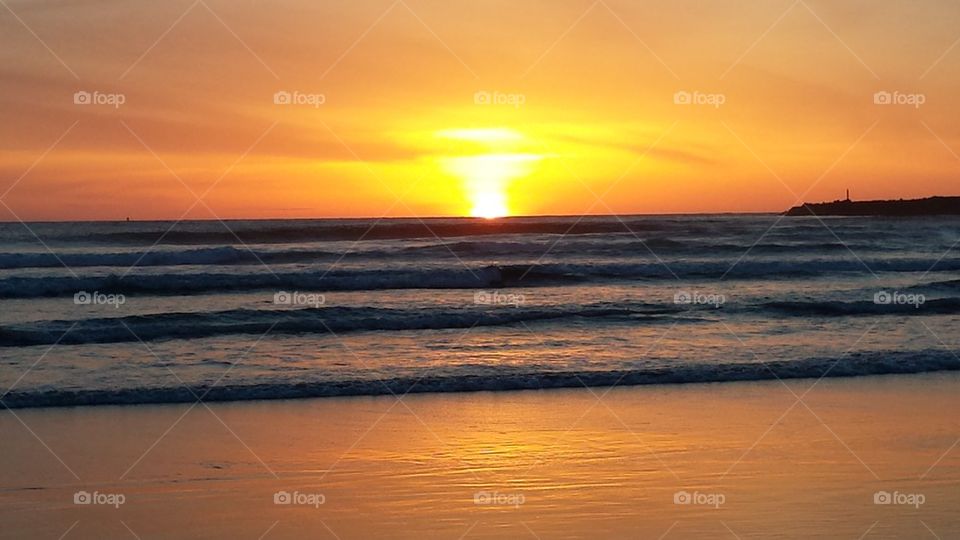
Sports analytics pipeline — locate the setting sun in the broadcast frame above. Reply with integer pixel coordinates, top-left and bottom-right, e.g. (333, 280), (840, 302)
(435, 128), (541, 218)
(470, 191), (508, 219)
(443, 153), (541, 218)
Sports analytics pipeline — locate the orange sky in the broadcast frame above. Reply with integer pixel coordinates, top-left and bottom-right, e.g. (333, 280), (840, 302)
(2, 0), (959, 220)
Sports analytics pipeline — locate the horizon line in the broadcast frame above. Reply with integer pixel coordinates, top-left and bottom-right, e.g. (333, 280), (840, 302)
(6, 194), (957, 225)
(0, 210), (784, 225)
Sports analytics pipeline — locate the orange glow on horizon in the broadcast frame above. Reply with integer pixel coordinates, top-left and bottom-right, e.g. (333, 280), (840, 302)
(2, 1), (960, 221)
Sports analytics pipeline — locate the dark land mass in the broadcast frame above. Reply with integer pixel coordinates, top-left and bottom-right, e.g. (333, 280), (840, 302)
(785, 196), (960, 217)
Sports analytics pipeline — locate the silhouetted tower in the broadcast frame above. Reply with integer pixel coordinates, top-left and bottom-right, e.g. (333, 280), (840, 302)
(846, 189), (850, 202)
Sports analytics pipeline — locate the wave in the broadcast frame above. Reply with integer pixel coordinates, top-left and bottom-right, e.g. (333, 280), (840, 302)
(0, 240), (901, 270)
(4, 294), (960, 346)
(0, 266), (505, 297)
(0, 246), (320, 269)
(909, 278), (960, 293)
(760, 298), (960, 316)
(4, 258), (960, 298)
(2, 349), (958, 408)
(0, 303), (681, 346)
(11, 219), (677, 245)
(379, 238), (899, 259)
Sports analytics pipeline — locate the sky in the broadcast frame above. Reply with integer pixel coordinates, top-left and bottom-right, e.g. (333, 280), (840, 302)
(1, 0), (959, 220)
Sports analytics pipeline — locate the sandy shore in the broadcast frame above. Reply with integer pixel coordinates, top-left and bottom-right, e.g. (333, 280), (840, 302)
(2, 372), (959, 539)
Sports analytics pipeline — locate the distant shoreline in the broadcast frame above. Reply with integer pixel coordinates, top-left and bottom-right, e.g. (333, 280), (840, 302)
(785, 195), (960, 217)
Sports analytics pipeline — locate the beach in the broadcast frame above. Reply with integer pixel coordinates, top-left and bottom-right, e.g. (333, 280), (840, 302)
(4, 372), (959, 539)
(2, 215), (959, 538)
(6, 0), (960, 536)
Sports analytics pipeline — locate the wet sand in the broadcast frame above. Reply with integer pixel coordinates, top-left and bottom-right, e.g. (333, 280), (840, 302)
(2, 372), (959, 539)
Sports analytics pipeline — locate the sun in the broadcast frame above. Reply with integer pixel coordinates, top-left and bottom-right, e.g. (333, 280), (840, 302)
(471, 191), (508, 219)
(447, 154), (535, 219)
(435, 128), (542, 219)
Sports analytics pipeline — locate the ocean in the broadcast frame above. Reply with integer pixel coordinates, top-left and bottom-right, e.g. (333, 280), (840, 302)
(1, 214), (958, 408)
